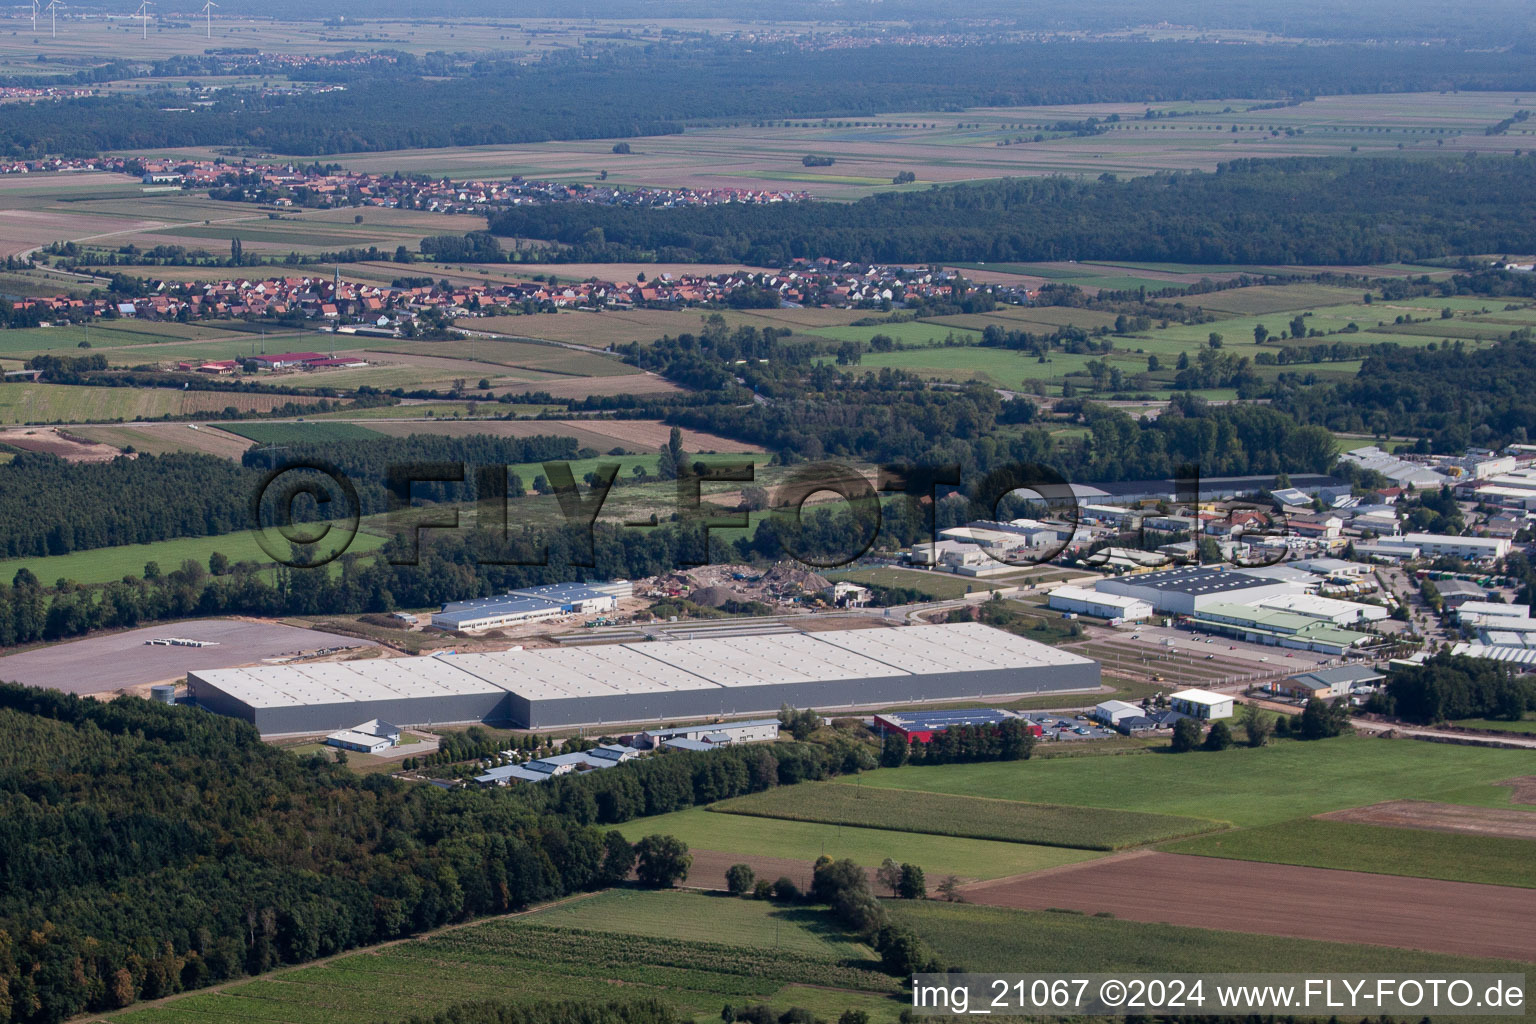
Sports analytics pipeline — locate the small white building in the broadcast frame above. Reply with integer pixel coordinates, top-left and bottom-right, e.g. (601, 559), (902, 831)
(325, 719), (402, 754)
(636, 717), (781, 749)
(1168, 688), (1234, 720)
(1048, 585), (1154, 622)
(1093, 699), (1144, 726)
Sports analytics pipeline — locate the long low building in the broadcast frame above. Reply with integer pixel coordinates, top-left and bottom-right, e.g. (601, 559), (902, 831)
(186, 622), (1102, 735)
(1047, 585), (1154, 622)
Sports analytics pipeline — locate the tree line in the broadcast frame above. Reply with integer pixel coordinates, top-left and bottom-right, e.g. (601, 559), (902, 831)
(8, 42), (1536, 157)
(488, 157), (1536, 267)
(0, 684), (1039, 1022)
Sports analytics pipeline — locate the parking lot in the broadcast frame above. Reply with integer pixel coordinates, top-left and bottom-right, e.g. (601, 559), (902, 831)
(1018, 711), (1117, 741)
(1077, 619), (1343, 690)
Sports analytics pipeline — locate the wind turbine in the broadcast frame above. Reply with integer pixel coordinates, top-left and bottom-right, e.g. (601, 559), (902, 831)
(30, 0), (38, 33)
(134, 0), (152, 39)
(44, 0), (61, 38)
(200, 0), (215, 38)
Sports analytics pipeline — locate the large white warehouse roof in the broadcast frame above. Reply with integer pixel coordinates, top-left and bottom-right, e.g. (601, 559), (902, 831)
(187, 622), (1101, 733)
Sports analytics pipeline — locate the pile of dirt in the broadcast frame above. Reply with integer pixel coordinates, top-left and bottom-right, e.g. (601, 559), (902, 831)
(689, 586), (740, 609)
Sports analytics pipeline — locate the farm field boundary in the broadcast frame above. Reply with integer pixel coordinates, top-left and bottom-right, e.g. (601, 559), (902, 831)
(710, 781), (1222, 850)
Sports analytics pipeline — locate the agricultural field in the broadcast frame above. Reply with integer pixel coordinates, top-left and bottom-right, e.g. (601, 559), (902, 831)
(0, 527), (387, 588)
(890, 899), (1535, 977)
(70, 423), (257, 458)
(711, 781), (1222, 850)
(322, 92), (1536, 200)
(957, 851), (1536, 961)
(614, 806), (1103, 882)
(854, 736), (1534, 827)
(218, 421), (388, 444)
(105, 899), (902, 1024)
(1164, 818), (1536, 888)
(0, 383), (324, 425)
(509, 889), (871, 960)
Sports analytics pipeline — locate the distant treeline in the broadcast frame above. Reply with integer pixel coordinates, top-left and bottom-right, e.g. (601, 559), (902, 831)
(0, 433), (587, 561)
(1276, 337), (1536, 452)
(489, 157), (1536, 266)
(7, 42), (1536, 157)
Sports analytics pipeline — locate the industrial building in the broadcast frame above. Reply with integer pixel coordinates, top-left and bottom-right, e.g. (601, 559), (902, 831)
(1254, 593), (1389, 626)
(1168, 688), (1233, 719)
(431, 581), (623, 631)
(1272, 666), (1385, 700)
(873, 708), (1042, 742)
(1094, 566), (1300, 616)
(1187, 602), (1373, 655)
(325, 719), (402, 754)
(1047, 585), (1154, 622)
(187, 621), (1102, 735)
(1400, 533), (1512, 561)
(1092, 699), (1145, 726)
(634, 718), (781, 749)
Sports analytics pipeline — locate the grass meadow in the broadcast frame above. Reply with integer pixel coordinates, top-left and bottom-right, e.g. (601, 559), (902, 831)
(711, 781), (1222, 850)
(614, 807), (1103, 881)
(105, 895), (902, 1024)
(0, 529), (387, 587)
(854, 736), (1532, 827)
(1164, 818), (1536, 888)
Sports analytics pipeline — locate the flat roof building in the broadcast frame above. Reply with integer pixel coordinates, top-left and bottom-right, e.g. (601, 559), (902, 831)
(873, 708), (1041, 742)
(1401, 533), (1512, 561)
(1094, 566), (1299, 616)
(188, 622), (1102, 735)
(1168, 688), (1234, 720)
(1047, 585), (1154, 622)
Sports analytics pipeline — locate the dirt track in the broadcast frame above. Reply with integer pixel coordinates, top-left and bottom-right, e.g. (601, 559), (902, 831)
(1319, 800), (1536, 840)
(959, 851), (1536, 962)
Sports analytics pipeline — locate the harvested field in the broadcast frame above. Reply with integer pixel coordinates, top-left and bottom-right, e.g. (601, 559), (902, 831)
(0, 619), (379, 695)
(1500, 776), (1536, 805)
(0, 426), (125, 462)
(67, 422), (255, 458)
(1319, 800), (1536, 840)
(515, 373), (681, 398)
(552, 418), (764, 453)
(960, 851), (1536, 961)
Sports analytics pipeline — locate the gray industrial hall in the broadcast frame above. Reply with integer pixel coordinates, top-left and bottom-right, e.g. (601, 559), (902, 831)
(186, 622), (1101, 735)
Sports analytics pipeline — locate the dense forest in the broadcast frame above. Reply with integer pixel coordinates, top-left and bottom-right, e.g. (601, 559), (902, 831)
(489, 157), (1536, 266)
(0, 433), (588, 561)
(1276, 338), (1536, 451)
(0, 685), (1025, 1022)
(7, 42), (1536, 157)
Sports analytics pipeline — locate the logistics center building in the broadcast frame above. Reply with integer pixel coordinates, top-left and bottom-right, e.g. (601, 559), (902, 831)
(186, 622), (1101, 735)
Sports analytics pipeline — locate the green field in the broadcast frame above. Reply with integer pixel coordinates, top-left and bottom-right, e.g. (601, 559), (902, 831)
(615, 807), (1102, 881)
(0, 528), (387, 587)
(891, 900), (1534, 977)
(712, 782), (1221, 850)
(1164, 818), (1536, 888)
(855, 737), (1532, 827)
(512, 888), (872, 959)
(1451, 714), (1536, 734)
(108, 896), (902, 1024)
(827, 567), (1011, 600)
(219, 422), (388, 444)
